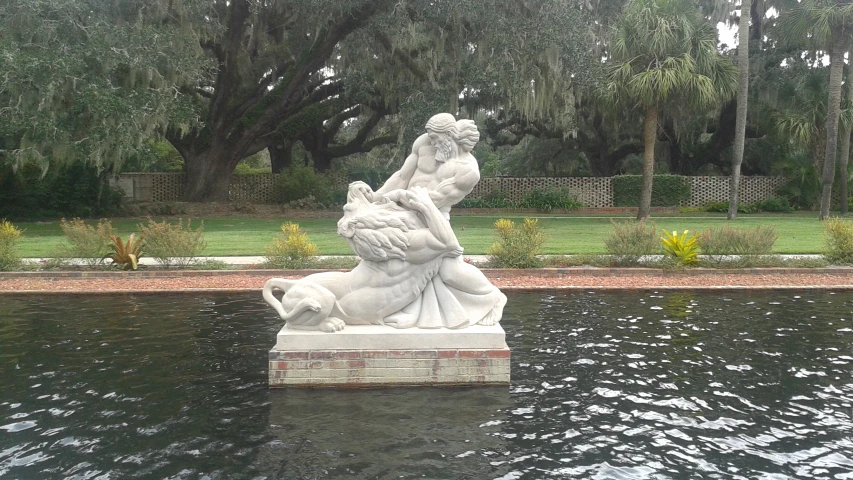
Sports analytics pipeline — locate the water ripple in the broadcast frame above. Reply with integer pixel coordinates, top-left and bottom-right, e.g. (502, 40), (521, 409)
(1, 291), (853, 478)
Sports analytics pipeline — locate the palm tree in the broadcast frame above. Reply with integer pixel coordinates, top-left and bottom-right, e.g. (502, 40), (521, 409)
(728, 0), (752, 220)
(770, 67), (831, 172)
(838, 60), (853, 215)
(780, 0), (853, 219)
(604, 0), (738, 220)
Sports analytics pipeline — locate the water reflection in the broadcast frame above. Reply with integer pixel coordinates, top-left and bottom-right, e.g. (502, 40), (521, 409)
(1, 291), (852, 479)
(259, 388), (511, 478)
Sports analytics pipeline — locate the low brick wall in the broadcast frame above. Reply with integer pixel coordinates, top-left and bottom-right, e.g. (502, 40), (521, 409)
(268, 348), (511, 387)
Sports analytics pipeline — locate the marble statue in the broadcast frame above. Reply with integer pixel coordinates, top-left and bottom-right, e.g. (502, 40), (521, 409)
(263, 113), (506, 332)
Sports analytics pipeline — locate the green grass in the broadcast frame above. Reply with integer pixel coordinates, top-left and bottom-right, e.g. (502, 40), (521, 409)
(12, 212), (832, 257)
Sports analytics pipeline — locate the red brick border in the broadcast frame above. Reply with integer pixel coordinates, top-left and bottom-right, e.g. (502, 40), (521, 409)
(269, 348), (511, 388)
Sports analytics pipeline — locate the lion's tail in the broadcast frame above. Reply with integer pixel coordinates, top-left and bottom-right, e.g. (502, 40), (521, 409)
(262, 278), (312, 321)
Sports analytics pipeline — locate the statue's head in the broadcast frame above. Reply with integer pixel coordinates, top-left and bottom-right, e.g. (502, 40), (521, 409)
(425, 113), (458, 163)
(454, 119), (479, 153)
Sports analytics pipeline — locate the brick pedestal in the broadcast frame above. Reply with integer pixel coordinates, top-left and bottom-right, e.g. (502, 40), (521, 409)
(269, 325), (510, 388)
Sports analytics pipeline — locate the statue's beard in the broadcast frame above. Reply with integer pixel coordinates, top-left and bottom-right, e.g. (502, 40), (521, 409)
(435, 139), (454, 163)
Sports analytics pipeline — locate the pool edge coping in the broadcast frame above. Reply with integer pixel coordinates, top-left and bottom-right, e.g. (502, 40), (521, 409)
(4, 266), (853, 279)
(4, 285), (853, 296)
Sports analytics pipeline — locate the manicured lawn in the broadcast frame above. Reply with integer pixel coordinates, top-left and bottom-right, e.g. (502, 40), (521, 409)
(13, 212), (831, 257)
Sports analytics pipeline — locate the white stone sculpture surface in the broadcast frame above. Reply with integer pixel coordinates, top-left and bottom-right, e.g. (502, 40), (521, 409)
(263, 113), (506, 332)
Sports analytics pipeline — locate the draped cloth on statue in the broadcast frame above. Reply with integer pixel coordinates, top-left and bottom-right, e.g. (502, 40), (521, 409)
(384, 257), (505, 329)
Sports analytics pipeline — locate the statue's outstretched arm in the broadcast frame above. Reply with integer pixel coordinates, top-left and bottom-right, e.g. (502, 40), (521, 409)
(374, 134), (429, 197)
(401, 187), (462, 264)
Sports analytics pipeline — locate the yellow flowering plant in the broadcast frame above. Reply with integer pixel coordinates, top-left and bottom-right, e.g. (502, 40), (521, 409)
(264, 222), (319, 269)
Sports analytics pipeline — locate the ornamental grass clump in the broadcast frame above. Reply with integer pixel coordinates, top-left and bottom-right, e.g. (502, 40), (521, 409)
(661, 229), (700, 266)
(58, 218), (115, 267)
(603, 220), (660, 266)
(487, 218), (547, 268)
(823, 217), (853, 264)
(265, 222), (319, 269)
(697, 225), (777, 265)
(139, 217), (207, 268)
(0, 219), (23, 271)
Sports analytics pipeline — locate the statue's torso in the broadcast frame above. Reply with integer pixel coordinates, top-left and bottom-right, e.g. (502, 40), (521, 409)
(408, 145), (473, 197)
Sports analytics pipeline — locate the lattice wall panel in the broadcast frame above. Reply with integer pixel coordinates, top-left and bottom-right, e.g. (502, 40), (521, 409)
(470, 177), (613, 208)
(122, 173), (787, 207)
(151, 173), (184, 202)
(683, 176), (785, 207)
(231, 174), (281, 203)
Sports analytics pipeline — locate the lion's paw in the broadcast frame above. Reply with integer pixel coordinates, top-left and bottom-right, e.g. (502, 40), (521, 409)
(318, 317), (346, 333)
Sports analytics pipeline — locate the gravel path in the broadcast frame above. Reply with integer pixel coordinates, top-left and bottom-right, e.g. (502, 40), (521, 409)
(3, 270), (853, 293)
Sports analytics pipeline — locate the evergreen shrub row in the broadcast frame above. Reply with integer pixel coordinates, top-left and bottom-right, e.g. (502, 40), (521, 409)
(612, 175), (691, 207)
(0, 162), (124, 221)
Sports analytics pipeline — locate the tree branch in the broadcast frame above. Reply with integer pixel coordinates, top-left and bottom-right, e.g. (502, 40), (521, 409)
(208, 0), (251, 135)
(374, 31), (431, 82)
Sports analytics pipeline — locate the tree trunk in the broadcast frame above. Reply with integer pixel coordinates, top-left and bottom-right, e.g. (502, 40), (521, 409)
(638, 106), (658, 221)
(840, 129), (851, 215)
(750, 0), (764, 43)
(313, 154), (333, 172)
(182, 151), (239, 202)
(728, 0), (751, 221)
(270, 141), (294, 174)
(819, 37), (846, 220)
(839, 56), (853, 216)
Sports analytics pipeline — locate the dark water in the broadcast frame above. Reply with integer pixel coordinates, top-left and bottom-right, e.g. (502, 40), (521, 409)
(1, 291), (853, 479)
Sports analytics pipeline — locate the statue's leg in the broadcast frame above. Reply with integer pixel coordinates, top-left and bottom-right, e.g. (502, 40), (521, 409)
(439, 257), (497, 294)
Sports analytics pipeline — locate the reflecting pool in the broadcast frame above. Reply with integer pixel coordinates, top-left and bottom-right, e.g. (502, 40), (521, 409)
(1, 291), (852, 478)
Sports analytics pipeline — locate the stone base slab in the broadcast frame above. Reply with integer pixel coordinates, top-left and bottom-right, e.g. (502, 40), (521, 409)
(269, 324), (511, 387)
(274, 324), (508, 350)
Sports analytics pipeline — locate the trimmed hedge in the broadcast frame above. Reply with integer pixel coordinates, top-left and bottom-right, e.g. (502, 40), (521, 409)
(612, 175), (691, 207)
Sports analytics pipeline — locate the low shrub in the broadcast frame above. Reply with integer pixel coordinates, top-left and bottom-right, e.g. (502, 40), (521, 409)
(757, 197), (792, 213)
(661, 230), (700, 266)
(139, 217), (207, 268)
(823, 217), (853, 264)
(697, 225), (777, 264)
(487, 218), (547, 268)
(264, 222), (319, 269)
(603, 221), (660, 266)
(457, 188), (516, 209)
(0, 219), (23, 271)
(704, 198), (791, 214)
(58, 218), (116, 267)
(704, 201), (759, 214)
(521, 188), (582, 212)
(275, 164), (333, 207)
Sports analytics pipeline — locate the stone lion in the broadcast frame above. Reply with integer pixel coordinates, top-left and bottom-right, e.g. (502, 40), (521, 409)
(262, 184), (463, 332)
